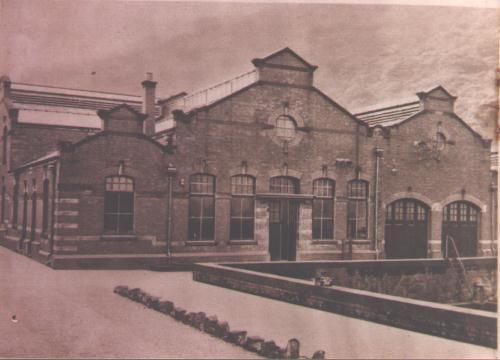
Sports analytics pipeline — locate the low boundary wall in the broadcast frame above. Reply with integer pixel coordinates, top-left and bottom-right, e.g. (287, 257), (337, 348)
(193, 262), (497, 348)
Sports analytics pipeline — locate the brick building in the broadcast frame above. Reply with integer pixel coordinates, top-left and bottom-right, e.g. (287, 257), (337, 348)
(0, 48), (496, 268)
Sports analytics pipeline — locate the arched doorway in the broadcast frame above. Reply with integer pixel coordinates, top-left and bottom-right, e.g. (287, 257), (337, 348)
(442, 201), (479, 257)
(385, 198), (429, 259)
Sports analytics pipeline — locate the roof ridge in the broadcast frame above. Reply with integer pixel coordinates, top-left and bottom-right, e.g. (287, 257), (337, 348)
(12, 82), (141, 99)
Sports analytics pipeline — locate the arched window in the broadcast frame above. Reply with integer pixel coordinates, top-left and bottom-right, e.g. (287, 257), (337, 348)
(270, 176), (299, 194)
(41, 179), (50, 237)
(104, 176), (134, 234)
(347, 180), (368, 239)
(313, 178), (335, 240)
(189, 174), (215, 241)
(276, 115), (296, 141)
(230, 175), (255, 241)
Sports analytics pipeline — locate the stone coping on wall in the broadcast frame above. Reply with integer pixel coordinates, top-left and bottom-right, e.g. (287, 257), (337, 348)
(222, 257), (497, 278)
(192, 262), (497, 348)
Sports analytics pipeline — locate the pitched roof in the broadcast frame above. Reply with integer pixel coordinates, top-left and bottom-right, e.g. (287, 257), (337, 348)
(12, 150), (60, 172)
(354, 100), (422, 127)
(6, 82), (160, 129)
(251, 47), (318, 71)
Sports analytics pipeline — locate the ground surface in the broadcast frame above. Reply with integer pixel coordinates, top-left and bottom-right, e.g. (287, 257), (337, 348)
(0, 247), (496, 359)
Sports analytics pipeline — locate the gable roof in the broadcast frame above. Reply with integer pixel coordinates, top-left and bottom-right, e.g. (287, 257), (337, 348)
(5, 81), (160, 129)
(97, 103), (148, 121)
(251, 47), (318, 71)
(354, 100), (422, 127)
(418, 85), (457, 100)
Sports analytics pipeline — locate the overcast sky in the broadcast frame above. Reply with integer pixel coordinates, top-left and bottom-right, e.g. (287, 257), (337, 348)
(1, 0), (498, 137)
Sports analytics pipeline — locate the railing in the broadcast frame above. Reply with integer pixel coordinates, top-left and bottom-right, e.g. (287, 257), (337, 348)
(171, 70), (258, 114)
(444, 234), (474, 298)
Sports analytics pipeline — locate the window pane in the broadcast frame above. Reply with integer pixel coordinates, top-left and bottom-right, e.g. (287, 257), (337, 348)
(270, 177), (298, 194)
(313, 179), (334, 197)
(312, 219), (322, 239)
(230, 198), (241, 217)
(189, 219), (201, 240)
(106, 176), (134, 192)
(104, 214), (117, 232)
(406, 201), (415, 221)
(276, 115), (296, 140)
(202, 197), (214, 217)
(312, 199), (322, 217)
(231, 175), (255, 195)
(241, 219), (254, 240)
(119, 214), (133, 233)
(348, 180), (367, 198)
(119, 193), (134, 213)
(191, 174), (214, 194)
(323, 219), (333, 239)
(322, 200), (333, 218)
(230, 219), (242, 240)
(201, 219), (214, 240)
(104, 193), (119, 213)
(241, 198), (254, 217)
(189, 197), (202, 217)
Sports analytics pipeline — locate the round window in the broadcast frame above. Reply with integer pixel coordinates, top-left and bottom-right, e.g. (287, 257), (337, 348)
(276, 115), (296, 140)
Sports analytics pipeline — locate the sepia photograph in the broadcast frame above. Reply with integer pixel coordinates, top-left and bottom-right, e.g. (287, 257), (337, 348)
(0, 0), (498, 358)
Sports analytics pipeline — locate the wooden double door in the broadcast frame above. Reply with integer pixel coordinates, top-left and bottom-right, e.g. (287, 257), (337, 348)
(385, 199), (429, 259)
(442, 201), (479, 257)
(269, 200), (298, 261)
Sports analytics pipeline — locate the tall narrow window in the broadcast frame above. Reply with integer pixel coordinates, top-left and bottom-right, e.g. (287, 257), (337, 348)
(42, 179), (49, 237)
(1, 177), (5, 223)
(12, 178), (18, 228)
(30, 180), (37, 241)
(230, 175), (255, 240)
(104, 176), (134, 234)
(312, 178), (335, 240)
(188, 174), (215, 241)
(21, 180), (28, 238)
(2, 126), (7, 165)
(347, 180), (368, 239)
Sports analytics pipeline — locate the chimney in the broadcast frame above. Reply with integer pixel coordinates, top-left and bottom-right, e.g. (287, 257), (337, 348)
(142, 72), (157, 136)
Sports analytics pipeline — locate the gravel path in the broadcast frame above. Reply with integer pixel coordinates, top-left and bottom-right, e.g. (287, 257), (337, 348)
(0, 246), (496, 359)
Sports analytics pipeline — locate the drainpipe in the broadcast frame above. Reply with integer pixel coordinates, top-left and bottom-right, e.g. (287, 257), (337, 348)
(374, 147), (384, 260)
(490, 180), (497, 255)
(48, 161), (58, 259)
(165, 163), (177, 262)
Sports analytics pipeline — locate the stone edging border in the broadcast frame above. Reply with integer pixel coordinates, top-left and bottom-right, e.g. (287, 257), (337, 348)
(114, 285), (326, 359)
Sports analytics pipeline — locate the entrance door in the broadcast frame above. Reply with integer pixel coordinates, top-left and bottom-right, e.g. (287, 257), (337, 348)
(385, 198), (429, 259)
(442, 201), (479, 257)
(269, 200), (298, 261)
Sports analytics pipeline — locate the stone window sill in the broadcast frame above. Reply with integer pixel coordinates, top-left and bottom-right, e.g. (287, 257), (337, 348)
(229, 240), (257, 245)
(186, 240), (217, 246)
(350, 239), (371, 244)
(312, 240), (340, 245)
(100, 234), (137, 241)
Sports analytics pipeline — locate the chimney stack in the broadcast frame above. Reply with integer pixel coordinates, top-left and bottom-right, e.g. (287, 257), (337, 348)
(142, 72), (157, 137)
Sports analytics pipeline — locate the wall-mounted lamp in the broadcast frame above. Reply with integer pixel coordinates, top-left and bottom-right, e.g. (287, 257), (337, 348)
(179, 178), (185, 187)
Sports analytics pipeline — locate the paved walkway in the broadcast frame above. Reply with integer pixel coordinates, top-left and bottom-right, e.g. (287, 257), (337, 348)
(0, 248), (256, 359)
(0, 246), (496, 359)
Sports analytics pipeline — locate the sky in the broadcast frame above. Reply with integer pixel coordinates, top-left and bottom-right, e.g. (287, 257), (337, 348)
(0, 0), (498, 138)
